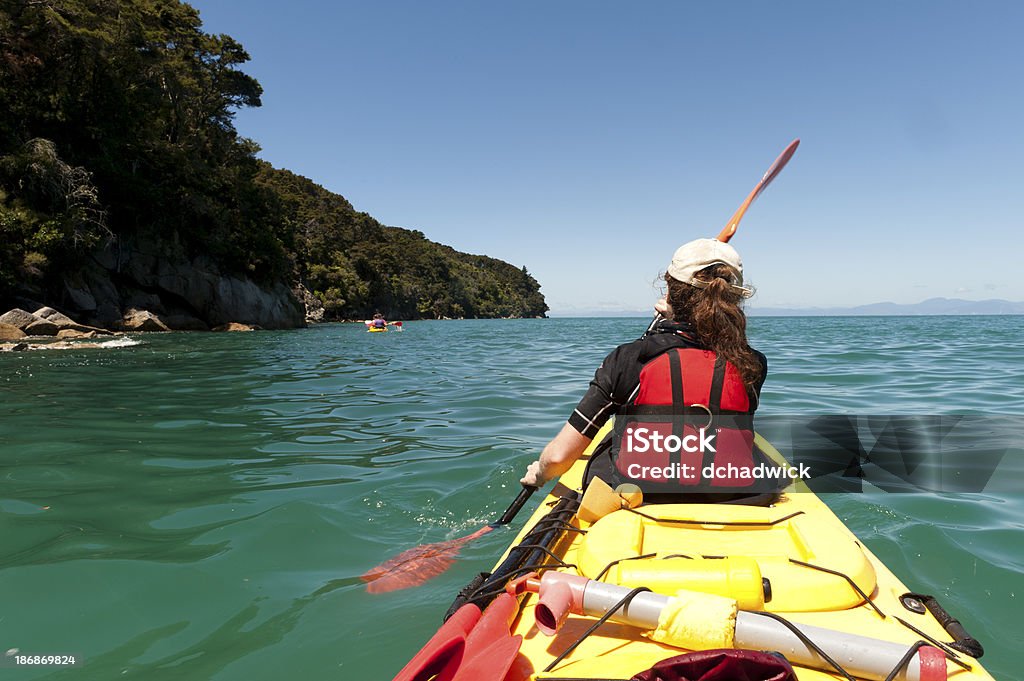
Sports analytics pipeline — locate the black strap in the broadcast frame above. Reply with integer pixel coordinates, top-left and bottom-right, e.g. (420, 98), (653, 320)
(668, 349), (685, 410)
(709, 354), (726, 410)
(696, 355), (727, 476)
(667, 349), (685, 472)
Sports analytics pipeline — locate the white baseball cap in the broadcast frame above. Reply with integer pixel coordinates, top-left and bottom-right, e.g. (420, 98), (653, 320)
(667, 238), (752, 298)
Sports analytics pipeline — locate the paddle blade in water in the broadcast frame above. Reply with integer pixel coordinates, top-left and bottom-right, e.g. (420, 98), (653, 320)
(365, 487), (535, 593)
(362, 526), (494, 593)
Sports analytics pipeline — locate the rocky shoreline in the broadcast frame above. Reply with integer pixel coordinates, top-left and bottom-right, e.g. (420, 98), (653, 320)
(1, 235), (320, 353)
(0, 305), (262, 352)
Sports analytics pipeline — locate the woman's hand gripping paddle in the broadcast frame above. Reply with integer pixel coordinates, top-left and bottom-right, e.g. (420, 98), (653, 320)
(361, 484), (538, 593)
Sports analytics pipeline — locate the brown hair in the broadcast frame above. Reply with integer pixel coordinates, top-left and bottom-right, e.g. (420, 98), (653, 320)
(664, 264), (763, 387)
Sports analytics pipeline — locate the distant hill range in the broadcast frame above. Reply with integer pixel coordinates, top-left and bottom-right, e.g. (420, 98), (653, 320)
(552, 297), (1024, 318)
(749, 297), (1024, 316)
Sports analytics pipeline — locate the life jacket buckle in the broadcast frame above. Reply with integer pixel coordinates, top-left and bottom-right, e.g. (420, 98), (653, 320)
(689, 403), (713, 430)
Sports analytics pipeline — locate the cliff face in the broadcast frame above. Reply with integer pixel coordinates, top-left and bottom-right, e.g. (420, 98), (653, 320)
(59, 239), (306, 331)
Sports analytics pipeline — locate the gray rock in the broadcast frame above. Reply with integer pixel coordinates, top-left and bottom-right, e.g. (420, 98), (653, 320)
(124, 290), (165, 314)
(84, 267), (122, 314)
(212, 322), (257, 332)
(33, 307), (112, 335)
(0, 323), (26, 341)
(1, 309), (60, 336)
(92, 302), (124, 329)
(0, 309), (38, 329)
(64, 282), (97, 312)
(297, 283), (325, 323)
(13, 295), (46, 312)
(120, 309), (170, 332)
(115, 241), (305, 329)
(34, 307), (75, 324)
(64, 239), (306, 331)
(57, 329), (100, 339)
(24, 319), (59, 336)
(161, 314), (209, 331)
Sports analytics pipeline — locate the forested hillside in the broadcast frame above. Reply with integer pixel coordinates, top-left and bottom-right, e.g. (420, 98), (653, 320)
(0, 0), (547, 326)
(258, 167), (547, 320)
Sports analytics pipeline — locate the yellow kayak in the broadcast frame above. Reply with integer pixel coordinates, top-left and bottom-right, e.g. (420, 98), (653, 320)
(394, 421), (995, 681)
(368, 326), (387, 333)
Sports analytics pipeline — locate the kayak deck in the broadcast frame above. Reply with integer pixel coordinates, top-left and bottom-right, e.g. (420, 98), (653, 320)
(491, 425), (995, 681)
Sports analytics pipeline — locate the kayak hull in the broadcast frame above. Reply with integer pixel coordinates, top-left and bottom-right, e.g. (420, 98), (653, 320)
(455, 422), (996, 681)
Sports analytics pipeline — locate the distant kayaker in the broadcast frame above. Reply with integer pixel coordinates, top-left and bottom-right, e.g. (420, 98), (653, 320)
(521, 238), (769, 498)
(370, 313), (387, 329)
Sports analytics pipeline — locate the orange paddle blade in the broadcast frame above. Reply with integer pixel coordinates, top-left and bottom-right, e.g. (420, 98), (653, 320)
(362, 526), (494, 593)
(366, 486), (537, 594)
(717, 138), (800, 243)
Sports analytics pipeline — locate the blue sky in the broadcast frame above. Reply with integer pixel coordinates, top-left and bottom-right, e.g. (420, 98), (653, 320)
(190, 1), (1023, 314)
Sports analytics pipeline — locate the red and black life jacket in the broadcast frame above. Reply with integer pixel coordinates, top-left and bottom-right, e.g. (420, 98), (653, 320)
(611, 347), (758, 491)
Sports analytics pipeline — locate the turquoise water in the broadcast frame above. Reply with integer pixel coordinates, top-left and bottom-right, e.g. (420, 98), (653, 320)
(1, 317), (1021, 679)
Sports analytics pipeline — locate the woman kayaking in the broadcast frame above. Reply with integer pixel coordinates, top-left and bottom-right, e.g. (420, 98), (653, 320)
(366, 312), (405, 332)
(521, 237), (768, 498)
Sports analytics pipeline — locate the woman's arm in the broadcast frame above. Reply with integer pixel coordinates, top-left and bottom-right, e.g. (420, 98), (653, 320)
(520, 423), (592, 487)
(521, 340), (641, 487)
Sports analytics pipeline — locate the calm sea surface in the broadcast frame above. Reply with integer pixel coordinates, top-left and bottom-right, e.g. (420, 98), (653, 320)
(1, 317), (1022, 679)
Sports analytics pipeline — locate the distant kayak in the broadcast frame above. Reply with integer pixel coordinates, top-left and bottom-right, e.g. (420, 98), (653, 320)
(365, 320), (403, 332)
